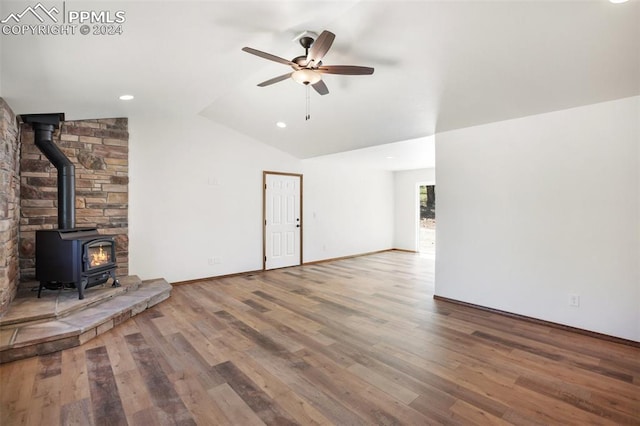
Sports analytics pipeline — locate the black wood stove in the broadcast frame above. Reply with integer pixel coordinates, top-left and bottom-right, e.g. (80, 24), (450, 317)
(35, 229), (119, 299)
(22, 113), (120, 300)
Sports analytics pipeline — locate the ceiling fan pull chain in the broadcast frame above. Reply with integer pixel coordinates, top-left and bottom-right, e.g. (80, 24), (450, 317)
(305, 85), (311, 120)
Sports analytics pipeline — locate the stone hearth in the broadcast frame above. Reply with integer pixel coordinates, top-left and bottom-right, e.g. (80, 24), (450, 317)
(0, 276), (171, 363)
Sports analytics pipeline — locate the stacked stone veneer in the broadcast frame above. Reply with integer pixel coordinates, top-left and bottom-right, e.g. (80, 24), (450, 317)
(0, 99), (20, 315)
(19, 118), (129, 282)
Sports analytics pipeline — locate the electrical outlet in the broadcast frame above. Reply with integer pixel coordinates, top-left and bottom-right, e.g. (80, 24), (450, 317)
(213, 257), (221, 264)
(207, 257), (214, 265)
(569, 294), (580, 307)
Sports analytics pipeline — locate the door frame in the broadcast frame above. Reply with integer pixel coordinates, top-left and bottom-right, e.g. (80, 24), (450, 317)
(263, 171), (303, 270)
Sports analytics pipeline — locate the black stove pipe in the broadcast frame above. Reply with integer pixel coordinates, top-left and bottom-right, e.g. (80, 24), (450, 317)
(21, 113), (75, 230)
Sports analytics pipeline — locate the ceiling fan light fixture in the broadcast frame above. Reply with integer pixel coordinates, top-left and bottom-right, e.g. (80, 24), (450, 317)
(291, 69), (321, 85)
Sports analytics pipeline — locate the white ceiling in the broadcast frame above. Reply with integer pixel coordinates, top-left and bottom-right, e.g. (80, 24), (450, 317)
(1, 0), (638, 168)
(305, 135), (436, 171)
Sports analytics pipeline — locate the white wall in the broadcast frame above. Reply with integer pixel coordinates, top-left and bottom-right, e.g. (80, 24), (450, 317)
(393, 168), (436, 251)
(302, 160), (394, 262)
(129, 114), (395, 282)
(435, 96), (640, 341)
(129, 114), (299, 282)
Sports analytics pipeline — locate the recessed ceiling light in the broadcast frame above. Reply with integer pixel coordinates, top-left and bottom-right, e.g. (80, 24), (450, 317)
(386, 156), (394, 159)
(119, 94), (134, 101)
(609, 0), (628, 3)
(276, 121), (287, 128)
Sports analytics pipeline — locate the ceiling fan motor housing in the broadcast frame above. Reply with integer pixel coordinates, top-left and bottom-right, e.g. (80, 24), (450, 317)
(293, 56), (308, 67)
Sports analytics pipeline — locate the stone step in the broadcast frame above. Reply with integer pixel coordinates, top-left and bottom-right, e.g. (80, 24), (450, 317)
(0, 275), (142, 327)
(0, 278), (172, 364)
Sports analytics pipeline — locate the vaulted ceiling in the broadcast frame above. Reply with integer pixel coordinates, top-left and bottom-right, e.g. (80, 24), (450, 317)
(1, 1), (638, 162)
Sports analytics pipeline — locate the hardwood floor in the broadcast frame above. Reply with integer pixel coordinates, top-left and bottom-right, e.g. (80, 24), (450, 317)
(1, 251), (638, 425)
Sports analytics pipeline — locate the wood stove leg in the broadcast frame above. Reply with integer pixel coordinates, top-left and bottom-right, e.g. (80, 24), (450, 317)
(38, 282), (45, 298)
(78, 278), (87, 300)
(110, 270), (120, 288)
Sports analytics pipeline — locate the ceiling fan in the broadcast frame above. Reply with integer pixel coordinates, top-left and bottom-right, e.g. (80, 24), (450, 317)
(241, 30), (374, 97)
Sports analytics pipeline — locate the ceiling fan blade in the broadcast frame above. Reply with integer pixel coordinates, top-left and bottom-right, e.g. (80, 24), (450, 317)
(312, 80), (329, 96)
(307, 30), (335, 65)
(242, 47), (299, 68)
(257, 73), (293, 87)
(318, 65), (374, 75)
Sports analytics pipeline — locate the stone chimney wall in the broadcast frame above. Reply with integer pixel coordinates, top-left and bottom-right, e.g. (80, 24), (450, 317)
(0, 99), (20, 315)
(19, 118), (129, 282)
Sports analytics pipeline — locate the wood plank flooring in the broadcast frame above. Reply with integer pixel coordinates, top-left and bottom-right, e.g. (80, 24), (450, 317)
(1, 251), (638, 425)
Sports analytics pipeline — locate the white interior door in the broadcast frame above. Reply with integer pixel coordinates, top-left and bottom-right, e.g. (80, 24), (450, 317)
(264, 173), (301, 270)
